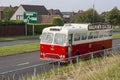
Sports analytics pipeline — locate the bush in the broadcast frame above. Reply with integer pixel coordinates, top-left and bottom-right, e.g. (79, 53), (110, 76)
(27, 24), (55, 35)
(52, 17), (64, 26)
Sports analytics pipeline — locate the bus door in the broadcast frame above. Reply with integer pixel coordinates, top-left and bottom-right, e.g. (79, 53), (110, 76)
(68, 34), (73, 58)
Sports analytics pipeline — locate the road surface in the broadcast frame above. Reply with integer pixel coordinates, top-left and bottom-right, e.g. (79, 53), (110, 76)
(0, 39), (39, 47)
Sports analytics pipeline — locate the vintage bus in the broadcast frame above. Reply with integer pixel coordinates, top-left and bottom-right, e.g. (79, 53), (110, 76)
(40, 23), (112, 62)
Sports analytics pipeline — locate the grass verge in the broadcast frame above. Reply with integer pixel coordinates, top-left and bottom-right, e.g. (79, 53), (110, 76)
(0, 42), (39, 56)
(0, 35), (39, 41)
(27, 54), (120, 80)
(112, 34), (120, 39)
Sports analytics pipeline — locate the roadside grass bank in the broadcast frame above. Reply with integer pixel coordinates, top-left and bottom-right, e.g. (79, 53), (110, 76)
(0, 35), (39, 41)
(0, 43), (39, 57)
(112, 34), (120, 39)
(27, 54), (120, 80)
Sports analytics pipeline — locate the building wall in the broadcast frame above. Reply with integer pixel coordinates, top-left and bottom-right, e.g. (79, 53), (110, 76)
(39, 15), (62, 24)
(0, 25), (25, 37)
(10, 6), (25, 20)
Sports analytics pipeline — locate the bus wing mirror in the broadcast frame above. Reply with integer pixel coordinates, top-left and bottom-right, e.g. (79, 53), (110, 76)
(68, 40), (72, 46)
(39, 36), (41, 40)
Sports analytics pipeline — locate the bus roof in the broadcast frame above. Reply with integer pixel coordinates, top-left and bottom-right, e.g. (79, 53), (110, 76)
(42, 23), (112, 34)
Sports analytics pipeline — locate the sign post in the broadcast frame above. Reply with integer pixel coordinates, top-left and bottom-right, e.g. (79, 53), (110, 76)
(23, 12), (37, 36)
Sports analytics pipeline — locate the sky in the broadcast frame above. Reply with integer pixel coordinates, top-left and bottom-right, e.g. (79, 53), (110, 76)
(0, 0), (120, 13)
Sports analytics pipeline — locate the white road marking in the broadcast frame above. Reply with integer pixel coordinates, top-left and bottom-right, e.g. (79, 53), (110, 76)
(16, 62), (30, 66)
(117, 44), (120, 45)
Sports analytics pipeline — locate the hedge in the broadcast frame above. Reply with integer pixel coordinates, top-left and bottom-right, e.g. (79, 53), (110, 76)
(27, 24), (56, 35)
(0, 20), (25, 26)
(0, 20), (55, 35)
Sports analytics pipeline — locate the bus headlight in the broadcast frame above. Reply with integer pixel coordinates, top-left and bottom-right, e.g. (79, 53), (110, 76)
(41, 52), (44, 55)
(60, 55), (65, 59)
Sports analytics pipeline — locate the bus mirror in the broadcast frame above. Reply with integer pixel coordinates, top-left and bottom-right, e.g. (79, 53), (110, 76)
(69, 40), (72, 46)
(39, 36), (41, 40)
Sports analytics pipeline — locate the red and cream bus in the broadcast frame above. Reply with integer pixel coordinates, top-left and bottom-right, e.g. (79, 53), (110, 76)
(40, 23), (112, 62)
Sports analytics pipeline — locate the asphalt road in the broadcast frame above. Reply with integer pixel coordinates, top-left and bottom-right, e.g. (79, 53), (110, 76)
(0, 51), (58, 80)
(0, 39), (120, 80)
(0, 39), (39, 47)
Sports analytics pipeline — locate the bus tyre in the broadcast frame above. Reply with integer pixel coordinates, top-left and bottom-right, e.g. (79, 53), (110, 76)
(75, 52), (80, 62)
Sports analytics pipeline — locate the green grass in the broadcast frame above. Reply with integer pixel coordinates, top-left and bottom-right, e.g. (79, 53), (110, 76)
(0, 43), (39, 56)
(0, 35), (39, 41)
(112, 34), (120, 39)
(27, 54), (120, 80)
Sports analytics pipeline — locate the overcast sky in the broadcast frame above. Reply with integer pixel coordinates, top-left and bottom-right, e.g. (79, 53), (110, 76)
(0, 0), (120, 13)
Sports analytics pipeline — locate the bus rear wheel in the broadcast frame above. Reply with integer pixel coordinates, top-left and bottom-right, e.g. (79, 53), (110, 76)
(99, 46), (105, 57)
(74, 52), (80, 62)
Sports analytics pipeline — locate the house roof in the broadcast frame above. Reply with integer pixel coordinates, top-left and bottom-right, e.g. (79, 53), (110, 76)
(21, 5), (49, 15)
(48, 9), (63, 17)
(0, 7), (8, 11)
(0, 6), (18, 11)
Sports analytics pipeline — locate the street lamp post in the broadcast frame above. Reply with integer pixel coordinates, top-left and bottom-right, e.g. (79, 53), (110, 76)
(93, 0), (95, 23)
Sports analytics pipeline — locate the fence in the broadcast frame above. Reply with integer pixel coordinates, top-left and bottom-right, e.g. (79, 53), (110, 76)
(0, 46), (120, 80)
(0, 25), (25, 37)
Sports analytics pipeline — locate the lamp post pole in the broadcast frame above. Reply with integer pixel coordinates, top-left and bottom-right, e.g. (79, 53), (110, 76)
(93, 0), (95, 23)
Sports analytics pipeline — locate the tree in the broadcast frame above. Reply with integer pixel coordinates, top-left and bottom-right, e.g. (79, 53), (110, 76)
(3, 7), (16, 21)
(106, 7), (120, 25)
(52, 17), (64, 26)
(75, 9), (102, 23)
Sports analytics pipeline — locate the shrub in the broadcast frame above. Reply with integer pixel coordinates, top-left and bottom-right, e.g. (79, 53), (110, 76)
(52, 17), (64, 26)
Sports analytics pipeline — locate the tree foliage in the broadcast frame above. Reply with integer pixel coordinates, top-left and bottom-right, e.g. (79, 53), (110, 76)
(75, 9), (103, 23)
(106, 7), (120, 25)
(52, 17), (64, 26)
(3, 7), (16, 21)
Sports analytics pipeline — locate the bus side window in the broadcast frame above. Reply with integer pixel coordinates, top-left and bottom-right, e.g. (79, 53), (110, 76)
(88, 32), (93, 39)
(99, 31), (104, 38)
(104, 31), (107, 37)
(74, 33), (80, 41)
(81, 32), (87, 40)
(94, 31), (99, 38)
(109, 30), (112, 36)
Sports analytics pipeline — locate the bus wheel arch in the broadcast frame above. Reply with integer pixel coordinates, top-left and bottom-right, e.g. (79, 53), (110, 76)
(101, 46), (105, 50)
(75, 51), (80, 56)
(100, 46), (105, 57)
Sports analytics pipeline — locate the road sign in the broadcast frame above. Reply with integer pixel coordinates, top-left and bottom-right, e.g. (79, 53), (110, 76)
(23, 12), (37, 24)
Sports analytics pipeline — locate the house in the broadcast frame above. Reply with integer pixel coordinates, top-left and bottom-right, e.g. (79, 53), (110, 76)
(10, 5), (49, 23)
(0, 6), (18, 20)
(48, 9), (63, 18)
(0, 7), (5, 20)
(0, 6), (11, 20)
(39, 9), (63, 24)
(62, 12), (76, 23)
(10, 5), (63, 24)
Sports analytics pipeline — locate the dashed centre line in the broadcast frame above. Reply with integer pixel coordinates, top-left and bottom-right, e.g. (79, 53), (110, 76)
(16, 62), (30, 66)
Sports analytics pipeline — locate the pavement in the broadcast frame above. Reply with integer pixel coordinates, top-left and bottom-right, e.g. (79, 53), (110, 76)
(0, 39), (39, 47)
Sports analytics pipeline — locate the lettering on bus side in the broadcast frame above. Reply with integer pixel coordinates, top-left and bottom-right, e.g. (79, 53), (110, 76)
(88, 24), (112, 30)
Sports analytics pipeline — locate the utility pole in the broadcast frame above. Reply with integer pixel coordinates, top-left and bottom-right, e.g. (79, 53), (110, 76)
(93, 0), (95, 23)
